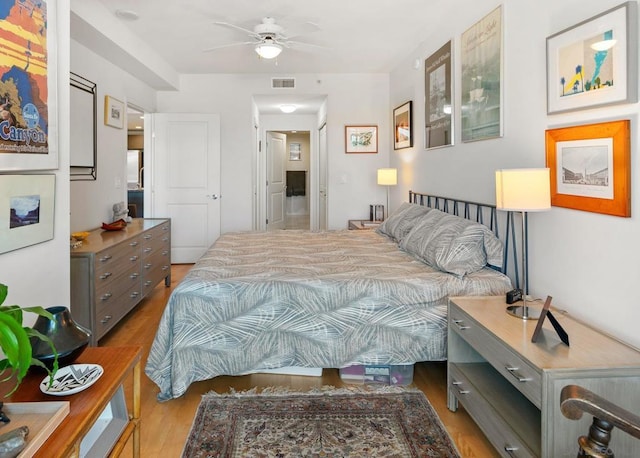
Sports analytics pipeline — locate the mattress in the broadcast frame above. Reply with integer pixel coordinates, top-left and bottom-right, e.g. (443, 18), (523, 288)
(146, 229), (512, 400)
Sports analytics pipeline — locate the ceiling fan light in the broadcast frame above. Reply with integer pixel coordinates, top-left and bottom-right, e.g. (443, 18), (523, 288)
(279, 104), (297, 113)
(255, 42), (282, 59)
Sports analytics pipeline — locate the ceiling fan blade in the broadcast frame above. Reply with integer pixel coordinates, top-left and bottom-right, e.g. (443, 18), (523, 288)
(212, 21), (260, 39)
(202, 41), (255, 52)
(281, 39), (328, 50)
(280, 21), (321, 40)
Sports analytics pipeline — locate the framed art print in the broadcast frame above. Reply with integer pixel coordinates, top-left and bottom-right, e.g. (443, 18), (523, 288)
(393, 101), (412, 150)
(104, 95), (124, 129)
(345, 125), (378, 153)
(546, 1), (638, 114)
(0, 174), (56, 254)
(545, 120), (630, 217)
(0, 0), (58, 171)
(425, 41), (453, 149)
(461, 6), (503, 142)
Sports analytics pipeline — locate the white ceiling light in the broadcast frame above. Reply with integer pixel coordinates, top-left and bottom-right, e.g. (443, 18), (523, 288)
(255, 38), (282, 59)
(279, 104), (297, 113)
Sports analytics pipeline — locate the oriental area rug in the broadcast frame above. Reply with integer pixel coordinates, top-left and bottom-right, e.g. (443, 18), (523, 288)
(182, 387), (460, 457)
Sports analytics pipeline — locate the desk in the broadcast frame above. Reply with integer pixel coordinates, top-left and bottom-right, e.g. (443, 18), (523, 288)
(1, 346), (141, 458)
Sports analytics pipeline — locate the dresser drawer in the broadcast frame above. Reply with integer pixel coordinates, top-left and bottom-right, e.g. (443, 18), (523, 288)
(449, 303), (542, 408)
(142, 264), (171, 295)
(94, 262), (141, 304)
(449, 363), (539, 458)
(94, 289), (140, 338)
(94, 237), (141, 276)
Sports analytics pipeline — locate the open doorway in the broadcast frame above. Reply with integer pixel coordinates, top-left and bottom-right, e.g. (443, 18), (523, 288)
(126, 104), (144, 218)
(270, 130), (311, 230)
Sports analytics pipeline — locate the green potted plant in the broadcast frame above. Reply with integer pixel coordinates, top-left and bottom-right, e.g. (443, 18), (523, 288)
(0, 283), (58, 395)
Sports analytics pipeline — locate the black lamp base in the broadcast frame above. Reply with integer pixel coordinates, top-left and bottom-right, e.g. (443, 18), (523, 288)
(506, 303), (542, 320)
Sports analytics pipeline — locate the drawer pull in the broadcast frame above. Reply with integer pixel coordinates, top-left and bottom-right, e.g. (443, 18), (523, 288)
(144, 234), (152, 240)
(100, 292), (112, 301)
(505, 366), (532, 383)
(99, 272), (112, 280)
(130, 291), (140, 298)
(162, 237), (169, 242)
(130, 272), (140, 279)
(452, 319), (470, 331)
(99, 254), (112, 262)
(144, 263), (153, 269)
(100, 315), (113, 324)
(145, 280), (153, 286)
(144, 247), (152, 253)
(162, 226), (169, 231)
(130, 241), (139, 247)
(130, 255), (139, 262)
(162, 250), (169, 256)
(504, 445), (519, 457)
(162, 265), (169, 271)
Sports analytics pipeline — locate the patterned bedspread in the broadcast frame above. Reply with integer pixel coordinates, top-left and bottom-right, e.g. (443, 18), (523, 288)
(146, 229), (512, 400)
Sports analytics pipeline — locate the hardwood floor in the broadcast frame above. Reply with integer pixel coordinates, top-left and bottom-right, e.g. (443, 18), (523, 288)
(101, 264), (498, 457)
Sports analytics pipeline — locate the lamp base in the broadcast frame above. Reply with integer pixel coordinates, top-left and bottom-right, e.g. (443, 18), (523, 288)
(506, 303), (542, 320)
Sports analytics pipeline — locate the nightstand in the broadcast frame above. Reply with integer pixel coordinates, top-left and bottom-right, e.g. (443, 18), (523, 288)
(348, 219), (381, 230)
(447, 296), (640, 457)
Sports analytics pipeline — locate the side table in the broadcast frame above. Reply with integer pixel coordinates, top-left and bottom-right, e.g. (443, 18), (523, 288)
(1, 346), (142, 458)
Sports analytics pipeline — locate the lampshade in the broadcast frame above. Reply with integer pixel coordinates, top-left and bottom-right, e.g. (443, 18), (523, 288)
(377, 168), (398, 186)
(496, 168), (551, 212)
(255, 41), (282, 59)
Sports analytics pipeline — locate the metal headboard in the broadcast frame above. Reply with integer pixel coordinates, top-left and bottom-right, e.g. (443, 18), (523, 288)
(409, 191), (520, 288)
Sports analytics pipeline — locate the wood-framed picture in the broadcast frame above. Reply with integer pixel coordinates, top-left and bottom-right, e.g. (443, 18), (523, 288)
(425, 41), (453, 149)
(393, 101), (412, 150)
(104, 95), (124, 129)
(546, 1), (638, 114)
(545, 120), (630, 217)
(0, 174), (56, 254)
(0, 1), (58, 171)
(461, 5), (503, 142)
(345, 125), (378, 154)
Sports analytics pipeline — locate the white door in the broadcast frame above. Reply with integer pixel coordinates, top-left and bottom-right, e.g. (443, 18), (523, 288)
(318, 123), (328, 230)
(150, 113), (221, 263)
(267, 131), (286, 230)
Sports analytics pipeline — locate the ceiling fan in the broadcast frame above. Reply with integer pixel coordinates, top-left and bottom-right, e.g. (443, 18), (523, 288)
(204, 17), (321, 59)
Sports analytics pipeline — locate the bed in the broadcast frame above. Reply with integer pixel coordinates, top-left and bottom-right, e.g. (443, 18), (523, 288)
(146, 192), (515, 400)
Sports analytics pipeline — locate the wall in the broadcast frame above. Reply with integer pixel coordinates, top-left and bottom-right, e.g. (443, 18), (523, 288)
(156, 73), (390, 232)
(0, 1), (71, 323)
(388, 0), (640, 348)
(69, 40), (157, 232)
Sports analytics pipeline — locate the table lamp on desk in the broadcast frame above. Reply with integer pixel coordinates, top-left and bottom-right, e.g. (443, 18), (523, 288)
(377, 168), (397, 220)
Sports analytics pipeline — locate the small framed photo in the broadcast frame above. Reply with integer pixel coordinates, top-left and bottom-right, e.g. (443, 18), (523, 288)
(545, 119), (630, 217)
(345, 125), (378, 154)
(393, 101), (412, 150)
(0, 174), (56, 254)
(546, 2), (638, 114)
(104, 95), (124, 129)
(289, 143), (301, 161)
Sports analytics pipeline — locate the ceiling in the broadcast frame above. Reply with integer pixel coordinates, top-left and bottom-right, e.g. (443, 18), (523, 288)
(94, 0), (440, 75)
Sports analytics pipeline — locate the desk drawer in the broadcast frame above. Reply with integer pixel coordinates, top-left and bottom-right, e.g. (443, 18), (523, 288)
(449, 304), (542, 408)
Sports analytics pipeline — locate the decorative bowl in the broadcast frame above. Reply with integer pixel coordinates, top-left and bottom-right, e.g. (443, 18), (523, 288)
(71, 231), (90, 241)
(101, 219), (127, 231)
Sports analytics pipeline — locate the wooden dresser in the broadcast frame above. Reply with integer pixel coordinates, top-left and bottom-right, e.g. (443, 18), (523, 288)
(448, 295), (640, 458)
(71, 219), (171, 345)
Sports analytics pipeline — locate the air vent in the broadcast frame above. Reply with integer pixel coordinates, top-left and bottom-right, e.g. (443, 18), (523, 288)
(271, 77), (295, 89)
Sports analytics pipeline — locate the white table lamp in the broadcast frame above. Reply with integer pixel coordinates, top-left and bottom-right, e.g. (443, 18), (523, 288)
(496, 168), (551, 319)
(377, 168), (397, 220)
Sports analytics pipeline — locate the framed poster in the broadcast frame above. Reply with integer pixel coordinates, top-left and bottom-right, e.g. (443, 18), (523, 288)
(425, 41), (453, 149)
(545, 120), (630, 217)
(345, 125), (377, 153)
(104, 96), (124, 129)
(0, 174), (56, 254)
(461, 6), (503, 142)
(546, 1), (638, 114)
(393, 101), (412, 150)
(0, 0), (58, 171)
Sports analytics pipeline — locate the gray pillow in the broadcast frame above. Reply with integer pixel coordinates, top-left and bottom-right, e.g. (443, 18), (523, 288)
(376, 203), (431, 242)
(400, 209), (503, 277)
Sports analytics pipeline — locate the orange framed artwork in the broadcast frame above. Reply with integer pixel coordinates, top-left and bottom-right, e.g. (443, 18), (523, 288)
(545, 120), (630, 217)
